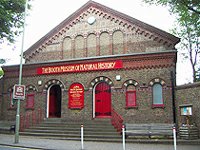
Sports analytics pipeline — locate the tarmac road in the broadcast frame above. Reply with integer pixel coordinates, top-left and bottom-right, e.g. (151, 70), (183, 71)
(0, 145), (39, 150)
(0, 134), (200, 150)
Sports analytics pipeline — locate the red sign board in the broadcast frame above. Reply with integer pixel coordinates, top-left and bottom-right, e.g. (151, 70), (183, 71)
(68, 83), (84, 109)
(13, 84), (26, 100)
(37, 60), (123, 75)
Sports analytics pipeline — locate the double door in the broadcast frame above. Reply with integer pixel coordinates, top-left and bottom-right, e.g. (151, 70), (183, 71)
(95, 82), (111, 117)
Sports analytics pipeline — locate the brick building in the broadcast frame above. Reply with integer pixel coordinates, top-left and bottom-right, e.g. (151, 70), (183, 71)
(0, 1), (180, 125)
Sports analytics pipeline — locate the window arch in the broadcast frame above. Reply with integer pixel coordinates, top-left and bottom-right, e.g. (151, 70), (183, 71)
(25, 84), (37, 110)
(87, 33), (97, 57)
(123, 80), (139, 108)
(100, 32), (110, 56)
(8, 86), (15, 109)
(149, 78), (165, 108)
(113, 30), (124, 55)
(75, 35), (84, 58)
(152, 83), (163, 106)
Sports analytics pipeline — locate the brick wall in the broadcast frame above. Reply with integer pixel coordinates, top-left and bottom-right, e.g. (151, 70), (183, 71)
(1, 59), (175, 124)
(176, 82), (200, 136)
(25, 11), (172, 64)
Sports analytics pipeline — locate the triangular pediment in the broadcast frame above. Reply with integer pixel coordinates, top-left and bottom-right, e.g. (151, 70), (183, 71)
(24, 0), (179, 63)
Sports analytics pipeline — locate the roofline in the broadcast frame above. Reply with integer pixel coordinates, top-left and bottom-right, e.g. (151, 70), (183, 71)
(24, 0), (180, 57)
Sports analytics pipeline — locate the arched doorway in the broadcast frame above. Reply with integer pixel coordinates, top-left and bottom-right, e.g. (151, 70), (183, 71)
(48, 85), (61, 118)
(94, 82), (111, 118)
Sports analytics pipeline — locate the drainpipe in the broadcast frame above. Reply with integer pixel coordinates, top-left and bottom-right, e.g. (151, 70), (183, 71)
(171, 71), (176, 125)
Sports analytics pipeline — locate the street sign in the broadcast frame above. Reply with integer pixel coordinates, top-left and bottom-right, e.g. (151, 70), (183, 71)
(13, 84), (26, 100)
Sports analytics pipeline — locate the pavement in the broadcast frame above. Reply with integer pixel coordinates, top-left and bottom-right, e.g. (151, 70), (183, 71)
(0, 134), (200, 150)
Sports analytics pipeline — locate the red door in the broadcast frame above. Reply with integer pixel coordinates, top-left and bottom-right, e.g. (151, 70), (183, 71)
(95, 82), (111, 118)
(49, 85), (61, 118)
(49, 88), (56, 117)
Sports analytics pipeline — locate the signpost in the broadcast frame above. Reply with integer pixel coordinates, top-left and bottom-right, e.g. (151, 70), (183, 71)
(15, 0), (28, 144)
(13, 84), (26, 100)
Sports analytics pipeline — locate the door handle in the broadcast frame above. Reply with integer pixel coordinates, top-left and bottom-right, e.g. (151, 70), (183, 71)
(97, 100), (101, 102)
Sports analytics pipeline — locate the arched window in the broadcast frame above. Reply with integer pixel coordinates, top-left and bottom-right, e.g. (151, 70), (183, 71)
(149, 78), (165, 108)
(123, 80), (139, 108)
(152, 83), (164, 107)
(9, 88), (15, 109)
(8, 86), (16, 109)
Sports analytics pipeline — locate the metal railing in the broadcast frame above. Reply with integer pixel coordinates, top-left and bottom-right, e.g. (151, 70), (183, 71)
(20, 108), (44, 131)
(111, 108), (124, 133)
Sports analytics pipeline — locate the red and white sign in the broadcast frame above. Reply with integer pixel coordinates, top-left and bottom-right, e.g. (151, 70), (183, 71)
(37, 60), (123, 75)
(13, 84), (26, 100)
(68, 83), (84, 109)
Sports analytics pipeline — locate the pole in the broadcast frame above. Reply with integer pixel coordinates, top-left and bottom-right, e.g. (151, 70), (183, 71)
(173, 127), (177, 150)
(171, 71), (176, 125)
(81, 124), (84, 150)
(122, 125), (126, 150)
(15, 0), (28, 144)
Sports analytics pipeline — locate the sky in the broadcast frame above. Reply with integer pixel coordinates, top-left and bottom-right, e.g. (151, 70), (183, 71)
(0, 0), (192, 85)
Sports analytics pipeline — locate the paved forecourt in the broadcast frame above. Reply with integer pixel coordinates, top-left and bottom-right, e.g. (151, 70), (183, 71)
(0, 134), (200, 150)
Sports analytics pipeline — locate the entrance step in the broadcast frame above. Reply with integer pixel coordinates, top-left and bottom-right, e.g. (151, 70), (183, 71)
(20, 118), (122, 142)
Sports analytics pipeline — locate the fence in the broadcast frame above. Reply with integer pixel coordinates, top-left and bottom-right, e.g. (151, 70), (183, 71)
(111, 108), (124, 133)
(20, 108), (44, 131)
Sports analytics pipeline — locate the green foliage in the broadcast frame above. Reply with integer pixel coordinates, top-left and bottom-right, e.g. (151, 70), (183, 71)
(0, 67), (4, 77)
(0, 58), (6, 64)
(143, 0), (200, 82)
(0, 0), (27, 43)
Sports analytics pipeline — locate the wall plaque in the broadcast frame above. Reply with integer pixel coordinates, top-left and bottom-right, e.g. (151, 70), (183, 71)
(68, 83), (84, 109)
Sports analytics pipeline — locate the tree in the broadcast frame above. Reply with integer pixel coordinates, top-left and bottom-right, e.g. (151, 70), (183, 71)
(143, 0), (200, 82)
(0, 66), (4, 78)
(172, 19), (199, 82)
(143, 0), (200, 15)
(0, 0), (27, 44)
(0, 59), (6, 64)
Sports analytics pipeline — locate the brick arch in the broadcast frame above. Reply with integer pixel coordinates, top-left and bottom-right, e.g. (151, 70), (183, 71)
(99, 32), (110, 56)
(123, 79), (139, 88)
(63, 36), (72, 59)
(87, 33), (97, 57)
(26, 84), (38, 92)
(89, 76), (113, 89)
(149, 78), (166, 86)
(113, 30), (124, 55)
(43, 79), (65, 92)
(75, 35), (85, 58)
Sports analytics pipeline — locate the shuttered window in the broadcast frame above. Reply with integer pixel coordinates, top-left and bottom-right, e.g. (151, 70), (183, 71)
(126, 85), (137, 108)
(126, 91), (136, 107)
(26, 94), (34, 109)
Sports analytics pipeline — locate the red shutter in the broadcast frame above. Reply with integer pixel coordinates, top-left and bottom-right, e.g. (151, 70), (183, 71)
(26, 94), (34, 109)
(126, 91), (136, 108)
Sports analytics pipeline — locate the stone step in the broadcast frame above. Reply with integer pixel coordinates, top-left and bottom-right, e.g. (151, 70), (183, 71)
(20, 118), (121, 142)
(23, 129), (119, 135)
(27, 126), (116, 132)
(20, 132), (121, 139)
(43, 120), (112, 125)
(37, 124), (113, 128)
